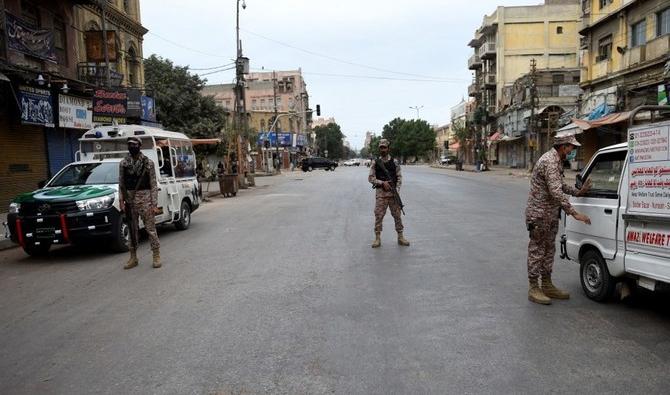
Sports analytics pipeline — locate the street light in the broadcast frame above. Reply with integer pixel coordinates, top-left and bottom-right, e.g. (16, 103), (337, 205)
(409, 105), (424, 119)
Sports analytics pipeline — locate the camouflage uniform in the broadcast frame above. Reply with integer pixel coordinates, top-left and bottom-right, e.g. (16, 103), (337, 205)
(119, 152), (160, 251)
(525, 148), (579, 282)
(368, 155), (403, 233)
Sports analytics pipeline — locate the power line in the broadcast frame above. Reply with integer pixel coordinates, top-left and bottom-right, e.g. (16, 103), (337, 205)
(301, 71), (468, 83)
(197, 66), (237, 76)
(147, 31), (230, 59)
(189, 62), (236, 71)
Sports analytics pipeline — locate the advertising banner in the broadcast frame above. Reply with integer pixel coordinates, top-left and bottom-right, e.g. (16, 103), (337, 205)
(93, 89), (127, 117)
(5, 12), (57, 62)
(628, 122), (670, 214)
(58, 94), (93, 130)
(19, 86), (54, 127)
(141, 96), (157, 122)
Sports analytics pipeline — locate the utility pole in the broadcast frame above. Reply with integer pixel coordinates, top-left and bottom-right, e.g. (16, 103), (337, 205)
(409, 105), (424, 119)
(528, 58), (538, 170)
(234, 0), (248, 186)
(273, 71), (280, 173)
(98, 0), (111, 88)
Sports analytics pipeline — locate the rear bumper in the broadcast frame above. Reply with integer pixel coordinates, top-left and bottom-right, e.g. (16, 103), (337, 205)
(7, 208), (120, 247)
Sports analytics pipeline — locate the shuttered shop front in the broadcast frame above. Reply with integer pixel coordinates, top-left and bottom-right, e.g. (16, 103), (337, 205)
(46, 128), (85, 177)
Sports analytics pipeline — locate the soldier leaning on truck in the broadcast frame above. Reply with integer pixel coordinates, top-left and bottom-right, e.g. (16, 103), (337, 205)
(119, 137), (161, 270)
(525, 133), (592, 305)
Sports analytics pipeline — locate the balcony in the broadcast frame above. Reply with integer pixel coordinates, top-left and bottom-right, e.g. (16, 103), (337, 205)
(646, 35), (670, 62)
(468, 54), (482, 70)
(481, 73), (496, 89)
(479, 42), (496, 59)
(591, 59), (613, 80)
(77, 63), (124, 87)
(487, 105), (497, 116)
(468, 83), (480, 97)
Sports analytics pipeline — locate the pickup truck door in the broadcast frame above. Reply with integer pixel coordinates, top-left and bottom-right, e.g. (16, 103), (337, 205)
(566, 149), (627, 260)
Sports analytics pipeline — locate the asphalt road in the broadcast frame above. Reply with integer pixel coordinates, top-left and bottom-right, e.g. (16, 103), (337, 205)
(1, 166), (670, 394)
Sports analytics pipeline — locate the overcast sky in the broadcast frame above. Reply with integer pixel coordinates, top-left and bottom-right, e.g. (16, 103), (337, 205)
(141, 0), (544, 149)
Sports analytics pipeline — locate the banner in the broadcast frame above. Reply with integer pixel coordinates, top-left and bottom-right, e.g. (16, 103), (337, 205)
(19, 86), (54, 127)
(257, 131), (293, 146)
(93, 89), (127, 117)
(58, 94), (93, 130)
(628, 122), (670, 214)
(126, 89), (141, 118)
(141, 96), (157, 122)
(5, 12), (57, 62)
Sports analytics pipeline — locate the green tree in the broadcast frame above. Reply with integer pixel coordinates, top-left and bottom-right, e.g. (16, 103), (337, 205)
(381, 118), (436, 162)
(368, 136), (382, 158)
(451, 118), (471, 161)
(314, 122), (346, 159)
(144, 55), (228, 139)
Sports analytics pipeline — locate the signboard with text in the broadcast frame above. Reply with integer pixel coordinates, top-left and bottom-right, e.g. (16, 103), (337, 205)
(627, 121), (670, 214)
(58, 94), (93, 130)
(18, 86), (54, 127)
(5, 12), (57, 62)
(93, 89), (127, 117)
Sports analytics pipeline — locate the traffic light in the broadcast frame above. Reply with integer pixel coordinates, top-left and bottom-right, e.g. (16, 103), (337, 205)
(316, 104), (321, 116)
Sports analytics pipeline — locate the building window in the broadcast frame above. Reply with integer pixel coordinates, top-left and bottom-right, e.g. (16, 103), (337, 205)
(260, 98), (265, 110)
(552, 74), (565, 84)
(276, 97), (282, 110)
(252, 99), (257, 110)
(597, 35), (612, 62)
(54, 19), (67, 66)
(598, 0), (612, 9)
(126, 46), (139, 87)
(21, 0), (39, 26)
(631, 20), (647, 47)
(556, 26), (563, 34)
(260, 119), (265, 131)
(658, 8), (670, 37)
(124, 0), (131, 14)
(573, 75), (580, 83)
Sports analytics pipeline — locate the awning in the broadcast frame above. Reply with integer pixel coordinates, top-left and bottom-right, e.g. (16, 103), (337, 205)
(572, 111), (631, 130)
(190, 138), (222, 145)
(556, 122), (585, 136)
(488, 131), (502, 141)
(500, 135), (523, 142)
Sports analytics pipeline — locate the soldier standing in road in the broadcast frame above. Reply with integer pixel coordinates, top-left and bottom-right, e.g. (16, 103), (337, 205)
(368, 138), (410, 248)
(526, 133), (592, 304)
(119, 137), (161, 269)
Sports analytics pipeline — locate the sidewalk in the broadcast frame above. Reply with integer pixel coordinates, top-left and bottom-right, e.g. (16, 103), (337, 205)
(430, 163), (579, 183)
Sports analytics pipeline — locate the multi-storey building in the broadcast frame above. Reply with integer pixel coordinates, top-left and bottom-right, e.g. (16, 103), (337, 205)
(202, 69), (311, 172)
(0, 0), (149, 209)
(578, 0), (670, 160)
(468, 0), (581, 165)
(433, 124), (452, 159)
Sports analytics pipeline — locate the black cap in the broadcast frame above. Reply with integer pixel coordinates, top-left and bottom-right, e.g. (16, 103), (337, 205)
(127, 136), (142, 145)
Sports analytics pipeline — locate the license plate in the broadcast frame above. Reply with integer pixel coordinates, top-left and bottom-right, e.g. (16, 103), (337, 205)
(35, 227), (55, 239)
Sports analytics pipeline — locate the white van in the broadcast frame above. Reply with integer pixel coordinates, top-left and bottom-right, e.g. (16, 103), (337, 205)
(7, 125), (200, 255)
(561, 106), (670, 301)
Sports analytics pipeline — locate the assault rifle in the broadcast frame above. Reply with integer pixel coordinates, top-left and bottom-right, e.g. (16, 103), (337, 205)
(374, 158), (405, 215)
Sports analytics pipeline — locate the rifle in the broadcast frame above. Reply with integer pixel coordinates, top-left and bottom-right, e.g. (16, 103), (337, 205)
(375, 158), (405, 215)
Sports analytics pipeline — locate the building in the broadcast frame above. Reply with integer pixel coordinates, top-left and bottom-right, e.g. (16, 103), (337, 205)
(449, 98), (476, 164)
(433, 124), (452, 159)
(577, 0), (670, 161)
(312, 117), (336, 128)
(364, 131), (376, 149)
(202, 69), (311, 172)
(0, 0), (149, 209)
(493, 68), (581, 167)
(467, 0), (582, 164)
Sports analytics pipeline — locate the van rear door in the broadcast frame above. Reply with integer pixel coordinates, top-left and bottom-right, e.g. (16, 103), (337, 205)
(623, 120), (670, 284)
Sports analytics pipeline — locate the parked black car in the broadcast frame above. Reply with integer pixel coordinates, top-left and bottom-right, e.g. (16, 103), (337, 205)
(301, 157), (338, 172)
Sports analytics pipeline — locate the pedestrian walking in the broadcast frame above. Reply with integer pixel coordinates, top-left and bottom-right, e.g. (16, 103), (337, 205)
(368, 138), (409, 248)
(119, 137), (161, 269)
(525, 133), (592, 304)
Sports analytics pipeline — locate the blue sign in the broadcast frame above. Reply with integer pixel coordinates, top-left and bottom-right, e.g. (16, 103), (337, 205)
(141, 96), (156, 122)
(19, 86), (54, 127)
(257, 131), (292, 146)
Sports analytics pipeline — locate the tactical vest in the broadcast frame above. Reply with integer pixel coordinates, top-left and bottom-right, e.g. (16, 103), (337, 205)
(375, 158), (398, 184)
(123, 159), (151, 191)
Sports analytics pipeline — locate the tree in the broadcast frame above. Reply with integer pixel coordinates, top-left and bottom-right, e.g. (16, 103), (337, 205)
(144, 55), (228, 139)
(368, 136), (382, 158)
(380, 118), (436, 162)
(314, 122), (346, 159)
(451, 118), (471, 161)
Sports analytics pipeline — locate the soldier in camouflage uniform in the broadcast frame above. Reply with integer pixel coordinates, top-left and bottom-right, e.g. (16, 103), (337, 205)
(525, 133), (592, 304)
(119, 137), (161, 269)
(368, 138), (410, 248)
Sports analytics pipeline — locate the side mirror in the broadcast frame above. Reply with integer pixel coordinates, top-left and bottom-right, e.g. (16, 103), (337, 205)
(575, 173), (583, 190)
(37, 180), (47, 189)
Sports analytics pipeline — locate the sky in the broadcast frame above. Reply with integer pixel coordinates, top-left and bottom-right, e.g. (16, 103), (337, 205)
(140, 0), (544, 149)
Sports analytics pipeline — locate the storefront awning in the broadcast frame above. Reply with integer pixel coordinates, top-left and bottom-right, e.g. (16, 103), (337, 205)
(500, 135), (523, 142)
(190, 138), (222, 145)
(572, 111), (631, 130)
(556, 122), (585, 136)
(488, 131), (502, 141)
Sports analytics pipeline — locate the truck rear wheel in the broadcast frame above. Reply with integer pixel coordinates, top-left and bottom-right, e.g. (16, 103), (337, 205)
(580, 250), (616, 302)
(175, 200), (191, 230)
(110, 215), (130, 252)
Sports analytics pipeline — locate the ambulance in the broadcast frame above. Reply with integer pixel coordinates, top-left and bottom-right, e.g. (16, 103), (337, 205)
(561, 106), (670, 301)
(6, 125), (200, 256)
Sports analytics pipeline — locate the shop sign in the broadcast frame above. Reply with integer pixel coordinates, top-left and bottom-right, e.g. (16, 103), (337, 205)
(5, 12), (56, 62)
(58, 94), (93, 129)
(92, 115), (127, 124)
(18, 86), (54, 127)
(141, 96), (157, 122)
(628, 122), (670, 214)
(93, 89), (127, 117)
(126, 89), (141, 118)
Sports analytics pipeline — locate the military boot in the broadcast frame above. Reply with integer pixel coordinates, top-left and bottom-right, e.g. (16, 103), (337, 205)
(397, 232), (410, 246)
(528, 279), (551, 305)
(541, 275), (570, 299)
(152, 249), (161, 268)
(124, 249), (139, 270)
(371, 232), (381, 248)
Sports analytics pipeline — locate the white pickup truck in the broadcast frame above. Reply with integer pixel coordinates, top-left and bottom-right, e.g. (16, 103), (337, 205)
(561, 106), (670, 302)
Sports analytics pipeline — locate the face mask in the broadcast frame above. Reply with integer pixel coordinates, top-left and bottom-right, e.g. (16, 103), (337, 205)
(128, 146), (140, 156)
(566, 150), (576, 161)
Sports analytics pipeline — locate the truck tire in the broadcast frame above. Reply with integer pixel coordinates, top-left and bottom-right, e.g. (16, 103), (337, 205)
(110, 215), (130, 252)
(580, 249), (616, 302)
(308, 166), (313, 172)
(23, 242), (51, 257)
(175, 200), (191, 230)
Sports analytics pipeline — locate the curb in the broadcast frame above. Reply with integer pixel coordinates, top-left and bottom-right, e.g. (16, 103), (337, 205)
(0, 238), (17, 251)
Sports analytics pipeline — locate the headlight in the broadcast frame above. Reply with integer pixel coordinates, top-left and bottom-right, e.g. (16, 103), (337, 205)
(9, 202), (20, 214)
(76, 195), (114, 211)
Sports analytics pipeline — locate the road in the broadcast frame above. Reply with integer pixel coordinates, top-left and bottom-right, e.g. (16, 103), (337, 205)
(1, 166), (670, 394)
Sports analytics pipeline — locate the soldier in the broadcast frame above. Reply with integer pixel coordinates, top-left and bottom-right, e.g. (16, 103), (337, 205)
(119, 137), (161, 269)
(368, 138), (410, 248)
(526, 133), (592, 304)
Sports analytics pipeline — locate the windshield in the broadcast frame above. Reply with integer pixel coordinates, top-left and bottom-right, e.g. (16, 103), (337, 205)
(48, 162), (119, 187)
